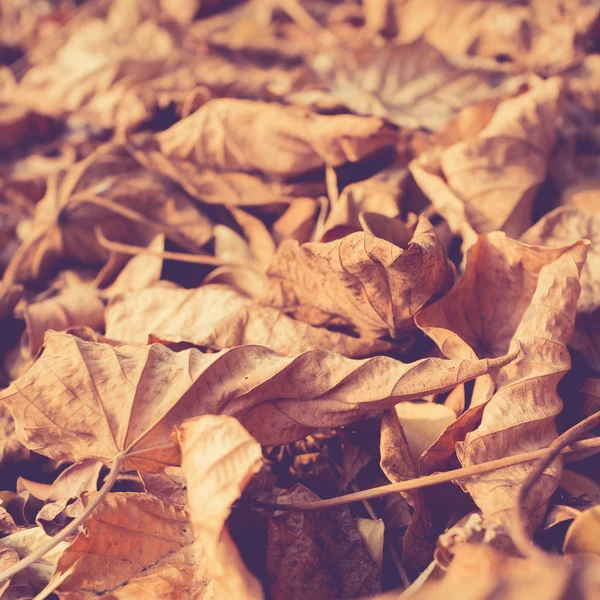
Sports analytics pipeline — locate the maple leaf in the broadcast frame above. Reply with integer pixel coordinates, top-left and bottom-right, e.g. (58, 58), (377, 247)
(0, 330), (515, 468)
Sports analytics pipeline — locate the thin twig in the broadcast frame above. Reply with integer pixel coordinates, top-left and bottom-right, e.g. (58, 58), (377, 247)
(95, 227), (262, 272)
(236, 437), (600, 512)
(0, 454), (124, 585)
(512, 410), (600, 559)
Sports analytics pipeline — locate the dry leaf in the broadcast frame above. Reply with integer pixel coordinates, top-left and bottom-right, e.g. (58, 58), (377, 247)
(410, 543), (600, 600)
(4, 146), (213, 283)
(521, 205), (600, 312)
(154, 98), (397, 178)
(396, 0), (600, 75)
(51, 492), (205, 597)
(320, 166), (408, 242)
(263, 215), (454, 337)
(105, 284), (391, 357)
(177, 414), (264, 599)
(411, 78), (563, 239)
(0, 330), (516, 467)
(415, 235), (586, 473)
(297, 39), (529, 131)
(456, 242), (587, 530)
(563, 506), (600, 555)
(380, 410), (436, 572)
(20, 285), (105, 357)
(267, 484), (380, 599)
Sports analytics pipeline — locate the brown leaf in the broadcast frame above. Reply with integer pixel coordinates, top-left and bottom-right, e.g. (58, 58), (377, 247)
(5, 146), (212, 283)
(20, 285), (105, 357)
(0, 330), (516, 468)
(456, 242), (587, 530)
(409, 543), (600, 600)
(131, 144), (325, 206)
(380, 410), (437, 573)
(563, 506), (600, 555)
(411, 78), (563, 239)
(99, 233), (165, 300)
(521, 205), (600, 312)
(105, 284), (391, 357)
(396, 0), (600, 75)
(320, 167), (408, 242)
(415, 235), (586, 473)
(295, 39), (529, 131)
(263, 215), (454, 337)
(52, 492), (204, 597)
(267, 484), (380, 599)
(154, 98), (396, 178)
(177, 414), (264, 599)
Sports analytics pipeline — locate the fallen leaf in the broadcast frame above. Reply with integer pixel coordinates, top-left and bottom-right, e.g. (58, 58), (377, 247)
(105, 284), (391, 357)
(394, 401), (457, 464)
(456, 242), (587, 530)
(267, 484), (380, 599)
(320, 166), (408, 242)
(521, 205), (600, 312)
(380, 409), (436, 572)
(296, 39), (529, 131)
(415, 235), (586, 473)
(20, 284), (105, 357)
(411, 78), (563, 239)
(263, 215), (454, 337)
(177, 414), (264, 599)
(396, 0), (600, 75)
(0, 330), (516, 468)
(4, 145), (213, 283)
(563, 506), (600, 555)
(51, 492), (205, 597)
(154, 98), (397, 178)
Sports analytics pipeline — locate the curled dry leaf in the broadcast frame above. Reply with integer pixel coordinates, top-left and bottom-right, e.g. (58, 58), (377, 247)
(456, 242), (587, 530)
(0, 330), (516, 468)
(267, 484), (380, 600)
(20, 285), (105, 357)
(415, 235), (586, 473)
(177, 415), (264, 599)
(154, 98), (397, 178)
(521, 205), (600, 312)
(411, 78), (563, 239)
(263, 215), (454, 337)
(320, 166), (408, 242)
(105, 284), (391, 358)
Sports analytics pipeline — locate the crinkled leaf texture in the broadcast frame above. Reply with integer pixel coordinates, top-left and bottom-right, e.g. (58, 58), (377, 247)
(105, 284), (391, 358)
(263, 215), (454, 337)
(0, 331), (516, 469)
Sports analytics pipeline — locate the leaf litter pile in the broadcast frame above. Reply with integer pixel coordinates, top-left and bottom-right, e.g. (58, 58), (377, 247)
(2, 0), (600, 598)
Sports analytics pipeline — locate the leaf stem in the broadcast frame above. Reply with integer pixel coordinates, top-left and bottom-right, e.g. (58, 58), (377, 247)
(238, 437), (600, 511)
(95, 226), (262, 272)
(0, 454), (125, 586)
